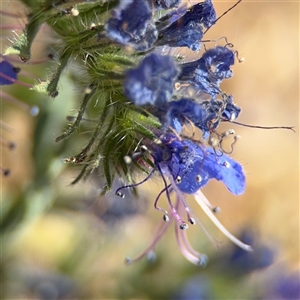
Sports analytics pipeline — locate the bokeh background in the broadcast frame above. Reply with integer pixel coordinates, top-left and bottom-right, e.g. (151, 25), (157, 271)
(1, 0), (299, 299)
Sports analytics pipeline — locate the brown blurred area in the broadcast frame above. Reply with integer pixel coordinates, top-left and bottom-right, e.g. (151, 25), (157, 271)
(202, 0), (299, 267)
(1, 0), (299, 298)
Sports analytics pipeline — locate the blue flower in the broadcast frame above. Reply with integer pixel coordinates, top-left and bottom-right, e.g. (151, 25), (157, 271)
(155, 0), (216, 51)
(162, 98), (221, 135)
(162, 96), (241, 137)
(105, 0), (158, 51)
(0, 60), (19, 85)
(118, 133), (251, 265)
(179, 46), (235, 97)
(124, 53), (179, 106)
(154, 133), (245, 195)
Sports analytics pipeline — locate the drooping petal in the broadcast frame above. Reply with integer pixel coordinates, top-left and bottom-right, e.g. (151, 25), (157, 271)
(162, 98), (221, 136)
(202, 148), (246, 195)
(156, 0), (216, 51)
(124, 53), (179, 106)
(179, 46), (235, 97)
(105, 0), (158, 51)
(157, 133), (245, 195)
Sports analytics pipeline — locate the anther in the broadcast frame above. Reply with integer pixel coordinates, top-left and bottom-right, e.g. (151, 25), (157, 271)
(174, 82), (181, 90)
(30, 106), (39, 116)
(208, 137), (219, 148)
(84, 87), (92, 94)
(147, 251), (156, 263)
(222, 161), (230, 168)
(196, 175), (202, 182)
(123, 155), (132, 165)
(189, 218), (196, 225)
(179, 223), (188, 230)
(163, 214), (170, 222)
(222, 129), (235, 138)
(175, 176), (182, 184)
(124, 257), (132, 265)
(140, 145), (148, 153)
(71, 8), (79, 16)
(197, 254), (208, 267)
(116, 191), (125, 198)
(212, 207), (220, 213)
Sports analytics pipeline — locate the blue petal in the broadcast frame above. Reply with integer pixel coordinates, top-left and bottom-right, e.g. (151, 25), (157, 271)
(157, 134), (245, 195)
(0, 60), (18, 85)
(156, 20), (203, 51)
(163, 98), (220, 136)
(156, 0), (216, 51)
(124, 53), (179, 106)
(179, 46), (235, 97)
(105, 0), (157, 51)
(203, 148), (245, 195)
(221, 95), (241, 120)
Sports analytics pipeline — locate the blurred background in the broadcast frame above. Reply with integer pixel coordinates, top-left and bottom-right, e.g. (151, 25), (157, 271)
(1, 0), (299, 299)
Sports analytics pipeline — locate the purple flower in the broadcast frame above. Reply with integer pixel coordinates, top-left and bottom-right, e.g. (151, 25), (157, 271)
(155, 0), (216, 51)
(117, 133), (251, 265)
(124, 53), (179, 106)
(0, 60), (19, 85)
(179, 46), (235, 97)
(105, 0), (158, 51)
(162, 98), (222, 135)
(159, 95), (241, 138)
(156, 133), (245, 195)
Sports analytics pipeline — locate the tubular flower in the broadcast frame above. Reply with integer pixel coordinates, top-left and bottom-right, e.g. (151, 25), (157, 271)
(117, 132), (251, 265)
(3, 0), (259, 263)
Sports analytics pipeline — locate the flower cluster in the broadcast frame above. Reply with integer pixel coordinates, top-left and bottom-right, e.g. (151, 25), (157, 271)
(2, 0), (253, 264)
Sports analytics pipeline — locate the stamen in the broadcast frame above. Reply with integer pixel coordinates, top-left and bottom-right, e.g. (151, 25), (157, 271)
(165, 169), (197, 225)
(125, 217), (172, 265)
(0, 71), (33, 88)
(1, 91), (39, 116)
(179, 223), (188, 230)
(175, 176), (182, 184)
(0, 54), (55, 65)
(157, 165), (187, 228)
(189, 217), (196, 225)
(115, 168), (156, 196)
(194, 190), (253, 251)
(227, 120), (295, 132)
(175, 221), (207, 266)
(154, 186), (170, 221)
(116, 191), (125, 198)
(221, 129), (235, 138)
(163, 214), (170, 222)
